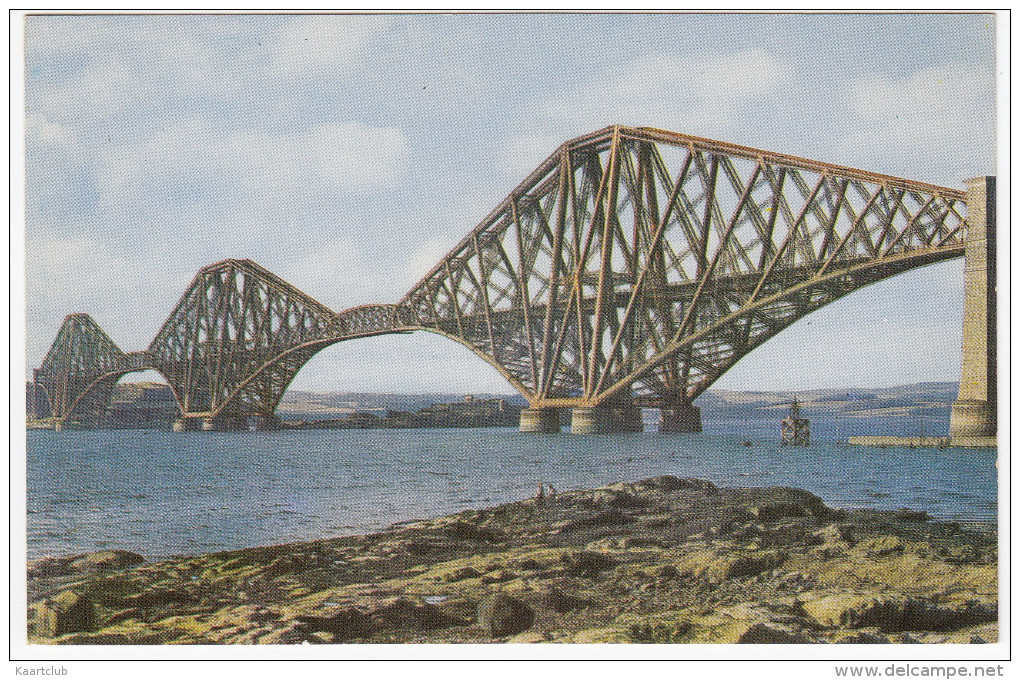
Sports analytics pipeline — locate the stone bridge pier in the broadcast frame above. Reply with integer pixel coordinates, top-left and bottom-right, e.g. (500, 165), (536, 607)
(518, 407), (562, 433)
(172, 415), (253, 432)
(658, 400), (703, 433)
(519, 405), (644, 434)
(519, 395), (645, 435)
(570, 397), (643, 435)
(949, 176), (997, 443)
(519, 393), (702, 435)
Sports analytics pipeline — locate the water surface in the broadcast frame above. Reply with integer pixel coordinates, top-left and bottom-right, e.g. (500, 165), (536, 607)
(26, 422), (997, 561)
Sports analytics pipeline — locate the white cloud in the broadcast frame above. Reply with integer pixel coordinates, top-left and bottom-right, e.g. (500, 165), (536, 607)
(494, 48), (796, 183)
(95, 119), (409, 210)
(31, 59), (146, 126)
(269, 15), (391, 76)
(834, 65), (995, 183)
(402, 238), (457, 291)
(28, 231), (133, 302)
(25, 230), (171, 358)
(496, 133), (561, 184)
(26, 15), (391, 134)
(274, 236), (397, 311)
(543, 48), (794, 134)
(26, 114), (78, 148)
(844, 66), (990, 136)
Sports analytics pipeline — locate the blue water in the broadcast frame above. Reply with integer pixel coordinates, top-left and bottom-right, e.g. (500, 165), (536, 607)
(25, 421), (998, 561)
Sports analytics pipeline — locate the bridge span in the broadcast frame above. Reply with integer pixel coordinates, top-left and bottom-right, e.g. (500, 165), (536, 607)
(29, 126), (994, 436)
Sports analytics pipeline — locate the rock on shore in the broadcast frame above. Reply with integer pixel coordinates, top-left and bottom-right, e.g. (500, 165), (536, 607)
(26, 476), (997, 644)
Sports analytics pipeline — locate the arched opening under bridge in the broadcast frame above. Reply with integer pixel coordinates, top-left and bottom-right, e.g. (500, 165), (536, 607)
(274, 332), (527, 428)
(714, 259), (965, 392)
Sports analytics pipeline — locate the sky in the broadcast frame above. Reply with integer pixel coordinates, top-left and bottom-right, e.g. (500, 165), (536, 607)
(20, 12), (999, 396)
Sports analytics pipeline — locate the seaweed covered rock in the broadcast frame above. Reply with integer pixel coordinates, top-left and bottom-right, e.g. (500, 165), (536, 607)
(477, 593), (534, 637)
(26, 478), (997, 645)
(34, 591), (95, 637)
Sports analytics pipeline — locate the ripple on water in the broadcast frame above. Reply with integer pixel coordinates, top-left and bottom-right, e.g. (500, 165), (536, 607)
(25, 427), (997, 561)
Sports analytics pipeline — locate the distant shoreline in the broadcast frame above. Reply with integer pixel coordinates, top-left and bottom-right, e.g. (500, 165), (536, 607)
(28, 380), (960, 434)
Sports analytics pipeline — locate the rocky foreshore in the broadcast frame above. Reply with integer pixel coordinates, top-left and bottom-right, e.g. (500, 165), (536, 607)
(27, 476), (997, 644)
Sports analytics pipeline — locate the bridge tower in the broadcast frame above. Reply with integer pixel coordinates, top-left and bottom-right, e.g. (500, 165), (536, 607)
(949, 176), (996, 442)
(32, 314), (130, 431)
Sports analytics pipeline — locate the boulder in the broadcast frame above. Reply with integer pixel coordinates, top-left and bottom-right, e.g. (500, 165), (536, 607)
(263, 552), (324, 578)
(442, 566), (482, 582)
(749, 524), (812, 548)
(514, 558), (544, 571)
(855, 535), (905, 558)
(477, 593), (535, 637)
(736, 621), (814, 644)
(654, 564), (682, 579)
(811, 524), (857, 546)
(562, 551), (616, 577)
(798, 592), (991, 632)
(69, 550), (145, 572)
(558, 509), (633, 533)
(634, 476), (718, 494)
(746, 488), (830, 519)
(678, 549), (786, 583)
(721, 550), (787, 580)
(775, 571), (815, 591)
(370, 597), (462, 631)
(296, 608), (375, 640)
(27, 557), (73, 579)
(480, 569), (515, 584)
(894, 509), (930, 523)
(441, 520), (502, 543)
(942, 545), (981, 564)
(35, 591), (95, 637)
(749, 502), (810, 522)
(543, 587), (593, 613)
(627, 606), (819, 644)
(802, 593), (904, 630)
(586, 535), (667, 551)
(590, 489), (645, 508)
(28, 550), (144, 578)
(906, 595), (998, 631)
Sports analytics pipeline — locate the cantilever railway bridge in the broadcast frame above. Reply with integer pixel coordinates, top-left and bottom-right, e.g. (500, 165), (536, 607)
(30, 125), (979, 433)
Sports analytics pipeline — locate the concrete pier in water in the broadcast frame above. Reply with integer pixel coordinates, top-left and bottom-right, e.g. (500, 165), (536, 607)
(201, 415), (248, 431)
(518, 408), (561, 433)
(172, 417), (200, 432)
(570, 404), (643, 435)
(658, 402), (703, 433)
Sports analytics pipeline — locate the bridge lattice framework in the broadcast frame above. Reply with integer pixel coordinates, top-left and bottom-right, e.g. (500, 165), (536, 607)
(30, 126), (971, 433)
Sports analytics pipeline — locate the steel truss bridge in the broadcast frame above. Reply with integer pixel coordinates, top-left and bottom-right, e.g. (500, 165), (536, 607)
(31, 126), (970, 432)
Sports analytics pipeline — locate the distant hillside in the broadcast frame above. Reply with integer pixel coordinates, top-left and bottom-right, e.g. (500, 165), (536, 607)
(277, 391), (530, 419)
(28, 380), (959, 429)
(277, 383), (959, 421)
(698, 382), (958, 421)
